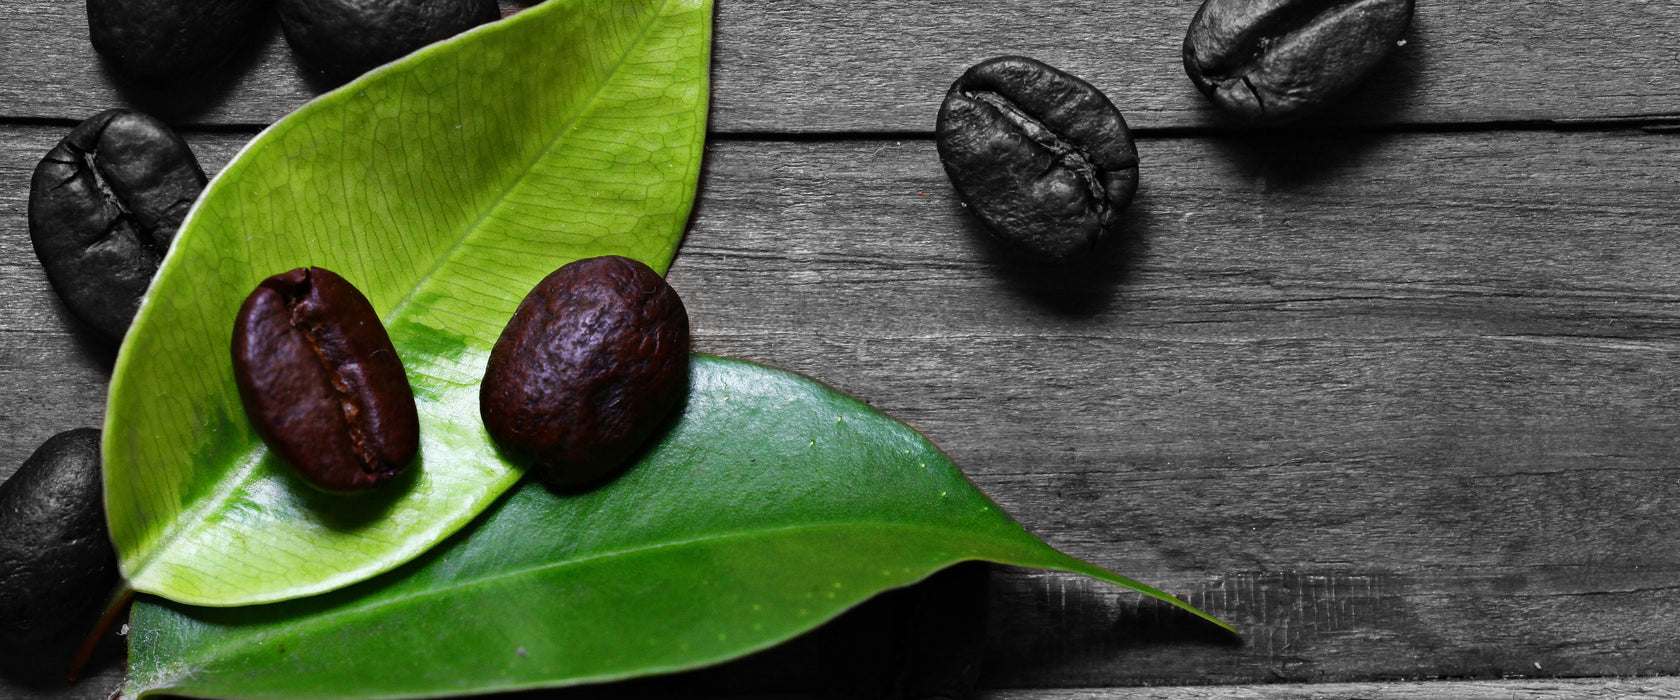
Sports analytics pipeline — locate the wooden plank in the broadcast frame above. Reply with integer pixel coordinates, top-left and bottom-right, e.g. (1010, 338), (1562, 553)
(666, 128), (1680, 685)
(5, 124), (1680, 693)
(977, 678), (1680, 699)
(1, 1), (1677, 130)
(0, 130), (248, 472)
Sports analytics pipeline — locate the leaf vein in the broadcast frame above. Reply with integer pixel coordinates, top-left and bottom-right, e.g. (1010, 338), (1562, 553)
(380, 0), (678, 326)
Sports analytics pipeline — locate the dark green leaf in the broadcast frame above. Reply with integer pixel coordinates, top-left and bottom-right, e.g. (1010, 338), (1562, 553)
(124, 355), (1230, 699)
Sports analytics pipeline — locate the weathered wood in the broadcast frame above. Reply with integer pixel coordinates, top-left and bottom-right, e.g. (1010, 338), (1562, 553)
(5, 122), (1680, 697)
(0, 130), (248, 472)
(677, 129), (1680, 685)
(1, 1), (1678, 130)
(978, 678), (1680, 699)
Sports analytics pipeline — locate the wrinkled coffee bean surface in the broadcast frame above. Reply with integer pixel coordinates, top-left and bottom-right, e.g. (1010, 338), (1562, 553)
(88, 0), (268, 82)
(279, 0), (500, 78)
(29, 109), (206, 343)
(1183, 0), (1414, 122)
(0, 429), (119, 652)
(936, 56), (1139, 261)
(233, 267), (419, 492)
(481, 256), (690, 488)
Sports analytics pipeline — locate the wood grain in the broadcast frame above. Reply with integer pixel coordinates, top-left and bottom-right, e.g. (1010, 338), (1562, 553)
(1, 1), (1677, 130)
(7, 0), (1680, 696)
(978, 678), (1680, 699)
(5, 121), (1680, 696)
(670, 129), (1680, 685)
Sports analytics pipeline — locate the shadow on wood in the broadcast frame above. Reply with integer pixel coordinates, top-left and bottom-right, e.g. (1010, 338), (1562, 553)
(0, 612), (124, 692)
(978, 570), (1241, 689)
(957, 196), (1153, 319)
(102, 14), (281, 124)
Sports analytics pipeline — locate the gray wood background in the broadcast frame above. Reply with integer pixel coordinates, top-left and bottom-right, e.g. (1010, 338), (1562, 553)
(4, 0), (1680, 697)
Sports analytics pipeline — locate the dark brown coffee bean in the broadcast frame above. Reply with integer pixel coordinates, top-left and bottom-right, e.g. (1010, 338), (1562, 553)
(1183, 0), (1415, 122)
(28, 109), (206, 342)
(232, 267), (419, 493)
(0, 429), (118, 654)
(88, 0), (268, 83)
(279, 0), (500, 79)
(481, 256), (690, 488)
(936, 56), (1139, 262)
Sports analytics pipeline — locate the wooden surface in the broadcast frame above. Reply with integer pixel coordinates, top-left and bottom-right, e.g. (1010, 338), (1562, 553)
(979, 678), (1680, 699)
(4, 1), (1680, 129)
(4, 0), (1680, 697)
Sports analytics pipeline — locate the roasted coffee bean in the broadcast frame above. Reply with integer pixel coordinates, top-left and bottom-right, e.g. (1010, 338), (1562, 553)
(232, 267), (419, 492)
(29, 109), (206, 343)
(1183, 0), (1414, 122)
(481, 256), (690, 488)
(936, 56), (1139, 261)
(0, 429), (119, 653)
(278, 0), (500, 78)
(88, 0), (268, 83)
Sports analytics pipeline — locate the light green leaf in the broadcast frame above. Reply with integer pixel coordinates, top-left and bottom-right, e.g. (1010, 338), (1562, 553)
(103, 0), (712, 606)
(123, 355), (1230, 699)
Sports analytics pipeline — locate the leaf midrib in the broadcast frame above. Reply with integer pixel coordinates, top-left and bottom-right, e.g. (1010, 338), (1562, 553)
(123, 444), (267, 590)
(381, 0), (677, 323)
(125, 0), (678, 599)
(190, 520), (996, 645)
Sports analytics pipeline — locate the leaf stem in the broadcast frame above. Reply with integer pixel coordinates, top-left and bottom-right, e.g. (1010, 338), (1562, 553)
(68, 581), (135, 684)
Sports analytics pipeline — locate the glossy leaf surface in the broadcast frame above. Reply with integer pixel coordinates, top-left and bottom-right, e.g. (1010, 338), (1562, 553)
(124, 355), (1229, 699)
(103, 0), (711, 606)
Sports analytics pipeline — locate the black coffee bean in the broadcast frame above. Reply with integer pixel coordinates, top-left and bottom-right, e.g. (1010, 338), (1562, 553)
(1183, 0), (1414, 122)
(936, 56), (1139, 262)
(481, 256), (690, 488)
(278, 0), (500, 79)
(0, 429), (119, 653)
(28, 109), (206, 343)
(88, 0), (268, 83)
(232, 267), (420, 493)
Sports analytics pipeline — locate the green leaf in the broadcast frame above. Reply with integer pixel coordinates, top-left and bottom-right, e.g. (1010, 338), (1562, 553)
(103, 0), (712, 606)
(123, 355), (1229, 699)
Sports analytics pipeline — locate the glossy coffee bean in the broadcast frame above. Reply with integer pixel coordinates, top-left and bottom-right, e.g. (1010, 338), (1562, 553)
(29, 109), (205, 343)
(1183, 0), (1414, 123)
(232, 267), (419, 493)
(0, 429), (119, 652)
(936, 56), (1139, 261)
(278, 0), (500, 78)
(88, 0), (268, 83)
(481, 256), (690, 488)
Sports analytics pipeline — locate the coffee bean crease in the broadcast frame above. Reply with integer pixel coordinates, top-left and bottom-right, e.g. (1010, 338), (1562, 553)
(1184, 0), (1413, 121)
(965, 90), (1115, 226)
(232, 267), (419, 492)
(936, 56), (1138, 261)
(28, 109), (206, 342)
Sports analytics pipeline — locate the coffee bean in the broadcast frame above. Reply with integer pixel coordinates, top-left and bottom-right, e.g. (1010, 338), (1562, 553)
(278, 0), (500, 79)
(481, 256), (690, 488)
(232, 267), (419, 493)
(0, 429), (118, 653)
(88, 0), (268, 83)
(29, 110), (205, 343)
(1183, 0), (1415, 122)
(936, 56), (1139, 262)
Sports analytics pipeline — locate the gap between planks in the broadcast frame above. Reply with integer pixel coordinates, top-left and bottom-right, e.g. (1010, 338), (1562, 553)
(4, 115), (1680, 140)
